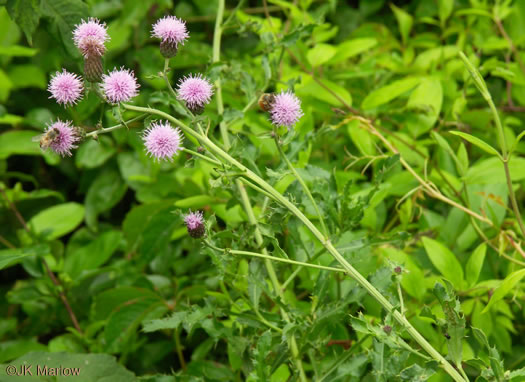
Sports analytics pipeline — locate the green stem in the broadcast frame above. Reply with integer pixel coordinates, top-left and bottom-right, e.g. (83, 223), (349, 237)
(273, 132), (328, 237)
(182, 148), (222, 166)
(85, 114), (147, 137)
(163, 58), (178, 99)
(212, 0), (229, 149)
(121, 103), (467, 382)
(205, 242), (346, 273)
(210, 7), (307, 379)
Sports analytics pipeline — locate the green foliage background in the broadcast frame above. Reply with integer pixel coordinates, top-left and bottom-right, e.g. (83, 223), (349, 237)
(1, 0), (525, 381)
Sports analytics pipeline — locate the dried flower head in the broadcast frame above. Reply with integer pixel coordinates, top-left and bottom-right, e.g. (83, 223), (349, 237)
(269, 91), (304, 128)
(177, 74), (213, 113)
(48, 70), (84, 107)
(102, 68), (140, 103)
(42, 120), (80, 157)
(142, 121), (183, 161)
(73, 18), (109, 57)
(184, 210), (205, 238)
(152, 16), (189, 57)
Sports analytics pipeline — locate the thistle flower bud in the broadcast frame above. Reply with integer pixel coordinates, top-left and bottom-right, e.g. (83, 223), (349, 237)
(84, 54), (103, 83)
(152, 16), (189, 58)
(184, 211), (205, 238)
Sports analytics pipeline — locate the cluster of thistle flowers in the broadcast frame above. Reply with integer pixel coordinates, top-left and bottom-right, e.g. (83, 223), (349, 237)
(43, 15), (304, 237)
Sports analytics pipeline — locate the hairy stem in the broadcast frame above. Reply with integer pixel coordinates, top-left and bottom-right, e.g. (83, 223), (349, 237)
(273, 132), (329, 237)
(163, 58), (178, 99)
(210, 5), (307, 380)
(121, 103), (467, 382)
(205, 241), (346, 273)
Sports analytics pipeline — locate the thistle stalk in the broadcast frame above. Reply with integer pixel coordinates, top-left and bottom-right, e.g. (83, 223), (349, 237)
(122, 102), (468, 382)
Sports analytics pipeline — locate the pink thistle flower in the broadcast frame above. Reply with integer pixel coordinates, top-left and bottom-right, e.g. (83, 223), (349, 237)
(42, 120), (80, 157)
(177, 74), (213, 113)
(73, 18), (109, 57)
(48, 70), (84, 107)
(184, 210), (205, 238)
(152, 16), (189, 45)
(269, 91), (304, 128)
(142, 121), (183, 161)
(102, 68), (140, 103)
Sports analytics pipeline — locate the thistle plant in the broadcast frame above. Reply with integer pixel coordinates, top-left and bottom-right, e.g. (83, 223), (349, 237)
(5, 2), (525, 382)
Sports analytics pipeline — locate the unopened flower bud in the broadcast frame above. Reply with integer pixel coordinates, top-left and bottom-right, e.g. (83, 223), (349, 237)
(152, 16), (189, 58)
(84, 54), (103, 83)
(383, 325), (392, 335)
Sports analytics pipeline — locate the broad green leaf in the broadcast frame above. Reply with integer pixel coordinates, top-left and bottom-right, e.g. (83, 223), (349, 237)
(390, 4), (413, 44)
(407, 78), (443, 130)
(175, 195), (214, 208)
(0, 45), (38, 57)
(347, 119), (375, 156)
(361, 77), (419, 110)
(6, 0), (40, 44)
(450, 131), (501, 158)
(483, 269), (525, 313)
(466, 243), (486, 287)
(466, 157), (525, 184)
(307, 43), (336, 67)
(0, 352), (135, 381)
(432, 131), (466, 175)
(0, 339), (47, 363)
(422, 237), (464, 288)
(40, 0), (89, 56)
(438, 0), (454, 24)
(0, 245), (50, 270)
(295, 73), (352, 107)
(65, 230), (122, 278)
(7, 65), (46, 89)
(75, 137), (116, 169)
(104, 295), (165, 352)
(327, 38), (377, 64)
(85, 169), (127, 230)
(0, 69), (12, 103)
(413, 46), (458, 71)
(29, 203), (84, 240)
(271, 364), (291, 382)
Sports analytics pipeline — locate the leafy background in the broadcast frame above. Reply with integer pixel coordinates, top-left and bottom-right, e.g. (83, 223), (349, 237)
(1, 0), (525, 381)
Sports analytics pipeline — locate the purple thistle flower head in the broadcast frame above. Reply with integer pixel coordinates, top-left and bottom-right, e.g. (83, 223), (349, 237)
(184, 210), (205, 238)
(73, 18), (109, 57)
(102, 67), (140, 104)
(177, 74), (213, 113)
(48, 70), (84, 107)
(270, 91), (304, 128)
(43, 120), (80, 157)
(152, 16), (189, 45)
(142, 121), (183, 161)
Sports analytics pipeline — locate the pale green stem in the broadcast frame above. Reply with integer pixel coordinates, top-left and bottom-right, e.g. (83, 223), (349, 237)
(163, 58), (178, 99)
(238, 177), (278, 201)
(212, 0), (229, 149)
(274, 133), (329, 237)
(85, 114), (147, 137)
(397, 282), (405, 316)
(121, 103), (467, 382)
(205, 242), (346, 273)
(182, 148), (222, 166)
(460, 51), (525, 239)
(210, 4), (307, 380)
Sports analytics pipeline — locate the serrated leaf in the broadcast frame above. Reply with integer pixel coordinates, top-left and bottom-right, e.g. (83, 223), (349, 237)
(6, 0), (40, 45)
